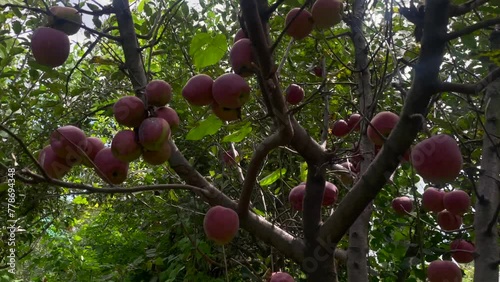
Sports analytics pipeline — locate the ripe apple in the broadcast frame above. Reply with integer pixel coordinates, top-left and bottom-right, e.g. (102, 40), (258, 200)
(230, 38), (254, 77)
(411, 134), (463, 184)
(322, 181), (338, 206)
(111, 130), (142, 162)
(93, 148), (129, 185)
(155, 106), (180, 130)
(142, 140), (172, 165)
(311, 0), (343, 29)
(285, 8), (314, 40)
(138, 117), (171, 151)
(391, 196), (413, 215)
(347, 113), (362, 131)
(82, 137), (105, 167)
(285, 84), (304, 105)
(234, 28), (247, 43)
(211, 102), (241, 121)
(312, 66), (323, 77)
(450, 239), (475, 263)
(331, 119), (350, 137)
(212, 73), (251, 108)
(427, 260), (462, 282)
(270, 271), (295, 282)
(203, 205), (239, 245)
(443, 190), (470, 215)
(422, 187), (445, 213)
(367, 111), (399, 145)
(437, 210), (463, 231)
(145, 79), (172, 107)
(289, 184), (306, 211)
(220, 149), (239, 166)
(50, 125), (88, 162)
(113, 96), (147, 128)
(31, 27), (70, 68)
(47, 6), (82, 35)
(38, 145), (72, 179)
(182, 74), (214, 106)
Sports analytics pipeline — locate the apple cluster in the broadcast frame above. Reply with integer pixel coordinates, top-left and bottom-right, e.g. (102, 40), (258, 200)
(284, 0), (344, 41)
(30, 6), (83, 68)
(331, 113), (362, 137)
(288, 182), (338, 211)
(422, 188), (471, 231)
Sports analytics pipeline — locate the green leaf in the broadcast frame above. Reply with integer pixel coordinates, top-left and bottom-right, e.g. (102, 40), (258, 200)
(12, 21), (21, 35)
(72, 196), (89, 205)
(222, 123), (252, 143)
(189, 32), (227, 69)
(185, 115), (223, 140)
(0, 182), (8, 193)
(259, 168), (287, 186)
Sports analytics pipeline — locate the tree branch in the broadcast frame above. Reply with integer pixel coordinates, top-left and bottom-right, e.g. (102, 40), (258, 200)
(449, 0), (490, 17)
(439, 67), (500, 95)
(446, 17), (500, 41)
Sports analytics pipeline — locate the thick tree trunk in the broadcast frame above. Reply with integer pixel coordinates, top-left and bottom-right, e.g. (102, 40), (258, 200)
(347, 0), (374, 280)
(473, 27), (500, 282)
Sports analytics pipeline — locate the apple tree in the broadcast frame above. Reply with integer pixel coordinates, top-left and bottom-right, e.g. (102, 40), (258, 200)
(0, 0), (499, 281)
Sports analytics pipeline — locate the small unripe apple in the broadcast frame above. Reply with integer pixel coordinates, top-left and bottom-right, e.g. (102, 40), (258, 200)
(111, 130), (142, 162)
(138, 117), (171, 151)
(391, 196), (413, 215)
(212, 73), (251, 108)
(331, 119), (350, 137)
(211, 102), (241, 121)
(145, 80), (172, 107)
(113, 96), (147, 128)
(450, 239), (475, 263)
(155, 106), (180, 130)
(285, 84), (304, 105)
(270, 271), (295, 282)
(443, 190), (470, 215)
(182, 74), (214, 106)
(427, 260), (462, 282)
(47, 6), (82, 35)
(437, 210), (463, 231)
(367, 111), (399, 145)
(422, 187), (445, 213)
(230, 38), (254, 77)
(31, 27), (70, 68)
(411, 134), (463, 184)
(311, 0), (343, 29)
(93, 148), (129, 185)
(288, 184), (306, 211)
(347, 113), (362, 131)
(203, 206), (239, 245)
(285, 8), (314, 40)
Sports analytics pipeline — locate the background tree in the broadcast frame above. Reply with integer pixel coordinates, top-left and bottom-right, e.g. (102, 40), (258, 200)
(0, 0), (498, 281)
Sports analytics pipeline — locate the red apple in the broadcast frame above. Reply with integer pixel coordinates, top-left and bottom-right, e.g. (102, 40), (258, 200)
(145, 79), (172, 107)
(113, 96), (147, 128)
(212, 73), (251, 108)
(31, 27), (70, 68)
(142, 140), (172, 165)
(311, 0), (343, 29)
(38, 145), (72, 179)
(82, 137), (105, 167)
(289, 184), (306, 211)
(111, 130), (142, 162)
(437, 210), (463, 231)
(443, 190), (470, 215)
(93, 148), (129, 185)
(347, 113), (362, 131)
(138, 117), (171, 151)
(422, 187), (445, 213)
(203, 206), (239, 245)
(285, 84), (304, 105)
(411, 134), (463, 184)
(367, 111), (399, 145)
(220, 149), (239, 166)
(47, 6), (82, 35)
(50, 125), (88, 164)
(182, 74), (214, 106)
(155, 106), (180, 130)
(270, 271), (295, 282)
(230, 38), (254, 77)
(427, 260), (462, 282)
(322, 182), (338, 206)
(312, 66), (323, 77)
(285, 8), (314, 40)
(391, 196), (413, 215)
(331, 119), (350, 137)
(211, 102), (241, 121)
(450, 239), (475, 263)
(234, 28), (247, 43)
